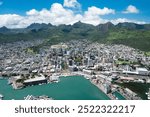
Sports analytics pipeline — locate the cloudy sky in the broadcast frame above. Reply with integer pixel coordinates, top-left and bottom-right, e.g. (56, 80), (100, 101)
(0, 0), (149, 28)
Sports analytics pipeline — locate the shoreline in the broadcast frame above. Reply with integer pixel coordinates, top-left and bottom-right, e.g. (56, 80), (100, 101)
(90, 79), (114, 100)
(0, 75), (109, 100)
(0, 73), (113, 100)
(2, 73), (140, 100)
(58, 72), (113, 100)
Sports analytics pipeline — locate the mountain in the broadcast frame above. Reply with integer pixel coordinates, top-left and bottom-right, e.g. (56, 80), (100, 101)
(144, 24), (150, 30)
(0, 22), (150, 51)
(97, 22), (114, 32)
(27, 23), (53, 30)
(72, 21), (94, 29)
(115, 22), (150, 30)
(0, 26), (10, 34)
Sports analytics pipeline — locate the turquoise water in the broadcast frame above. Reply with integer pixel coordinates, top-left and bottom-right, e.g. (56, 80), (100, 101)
(0, 76), (110, 100)
(113, 91), (126, 100)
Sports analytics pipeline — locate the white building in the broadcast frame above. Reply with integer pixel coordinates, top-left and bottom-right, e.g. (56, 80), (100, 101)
(136, 68), (149, 76)
(83, 69), (92, 75)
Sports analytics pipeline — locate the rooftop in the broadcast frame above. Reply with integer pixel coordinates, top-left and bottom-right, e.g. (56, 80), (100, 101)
(24, 74), (46, 83)
(136, 68), (148, 72)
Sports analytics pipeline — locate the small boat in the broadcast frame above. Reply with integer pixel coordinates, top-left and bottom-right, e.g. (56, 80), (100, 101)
(0, 94), (4, 100)
(86, 77), (90, 80)
(54, 80), (59, 83)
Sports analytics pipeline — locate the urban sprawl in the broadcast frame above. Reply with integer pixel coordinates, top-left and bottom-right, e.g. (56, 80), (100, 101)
(0, 40), (150, 100)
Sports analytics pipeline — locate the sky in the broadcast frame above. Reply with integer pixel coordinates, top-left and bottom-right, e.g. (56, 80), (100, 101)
(0, 0), (149, 28)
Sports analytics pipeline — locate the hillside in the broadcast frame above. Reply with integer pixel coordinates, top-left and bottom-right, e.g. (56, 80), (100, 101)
(0, 22), (150, 51)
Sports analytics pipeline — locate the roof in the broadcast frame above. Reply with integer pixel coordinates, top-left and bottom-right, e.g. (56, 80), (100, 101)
(136, 68), (148, 72)
(122, 70), (138, 74)
(24, 75), (46, 83)
(51, 44), (68, 49)
(120, 76), (135, 80)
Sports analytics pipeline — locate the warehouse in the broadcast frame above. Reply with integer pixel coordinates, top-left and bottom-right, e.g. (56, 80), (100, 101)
(23, 74), (47, 86)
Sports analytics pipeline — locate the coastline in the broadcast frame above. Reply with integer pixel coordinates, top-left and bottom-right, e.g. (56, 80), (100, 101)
(59, 72), (112, 100)
(0, 75), (110, 100)
(90, 79), (114, 100)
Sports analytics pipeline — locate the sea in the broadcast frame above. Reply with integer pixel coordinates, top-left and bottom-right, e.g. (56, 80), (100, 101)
(0, 76), (110, 100)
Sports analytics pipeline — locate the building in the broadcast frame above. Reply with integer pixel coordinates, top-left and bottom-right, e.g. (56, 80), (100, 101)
(68, 59), (73, 66)
(104, 83), (111, 94)
(136, 68), (149, 76)
(88, 59), (94, 67)
(83, 69), (92, 75)
(50, 75), (59, 82)
(123, 68), (149, 76)
(122, 70), (138, 75)
(23, 74), (47, 86)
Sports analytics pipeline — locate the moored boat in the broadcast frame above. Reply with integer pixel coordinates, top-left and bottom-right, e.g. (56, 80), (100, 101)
(0, 94), (4, 100)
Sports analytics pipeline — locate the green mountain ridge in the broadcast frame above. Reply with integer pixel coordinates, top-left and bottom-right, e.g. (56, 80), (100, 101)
(0, 22), (150, 51)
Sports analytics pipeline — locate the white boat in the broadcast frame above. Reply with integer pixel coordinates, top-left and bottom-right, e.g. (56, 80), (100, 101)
(0, 94), (4, 99)
(86, 77), (90, 80)
(54, 80), (59, 83)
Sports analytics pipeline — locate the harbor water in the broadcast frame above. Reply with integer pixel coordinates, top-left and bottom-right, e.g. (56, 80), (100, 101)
(0, 76), (110, 100)
(113, 91), (126, 100)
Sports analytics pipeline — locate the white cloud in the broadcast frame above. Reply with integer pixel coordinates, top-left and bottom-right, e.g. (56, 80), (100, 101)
(111, 18), (146, 25)
(0, 14), (24, 28)
(81, 6), (115, 25)
(0, 2), (145, 28)
(63, 0), (81, 8)
(26, 9), (39, 16)
(0, 1), (3, 6)
(85, 6), (115, 16)
(19, 3), (82, 28)
(123, 5), (139, 14)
